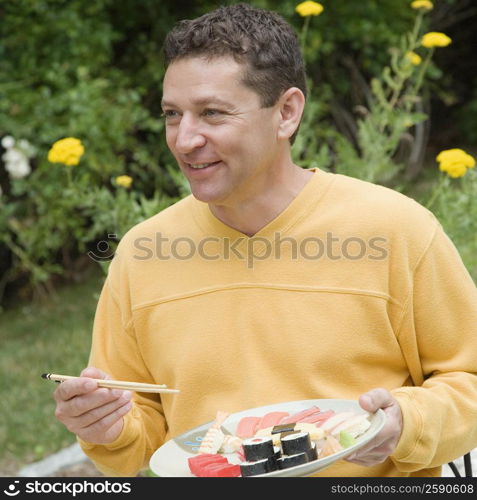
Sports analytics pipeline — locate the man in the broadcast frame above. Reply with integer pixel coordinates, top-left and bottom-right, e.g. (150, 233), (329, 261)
(52, 3), (477, 477)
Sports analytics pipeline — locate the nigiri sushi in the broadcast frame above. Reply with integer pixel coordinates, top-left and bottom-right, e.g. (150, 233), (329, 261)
(318, 434), (343, 458)
(319, 411), (355, 432)
(198, 410), (230, 454)
(219, 434), (243, 453)
(330, 413), (371, 438)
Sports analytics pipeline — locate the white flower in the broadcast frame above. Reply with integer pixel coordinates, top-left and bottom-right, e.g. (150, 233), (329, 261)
(1, 135), (15, 149)
(2, 148), (31, 179)
(1, 136), (35, 178)
(2, 148), (24, 164)
(7, 159), (31, 179)
(18, 139), (36, 157)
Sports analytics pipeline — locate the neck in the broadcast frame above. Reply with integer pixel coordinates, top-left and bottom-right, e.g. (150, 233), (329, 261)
(209, 164), (313, 236)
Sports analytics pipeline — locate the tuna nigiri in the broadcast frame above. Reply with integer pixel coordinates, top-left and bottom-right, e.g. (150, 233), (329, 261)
(235, 416), (261, 438)
(257, 411), (290, 430)
(279, 406), (321, 424)
(299, 409), (335, 424)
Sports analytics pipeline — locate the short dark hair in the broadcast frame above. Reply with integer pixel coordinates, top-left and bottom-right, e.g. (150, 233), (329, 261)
(163, 3), (307, 144)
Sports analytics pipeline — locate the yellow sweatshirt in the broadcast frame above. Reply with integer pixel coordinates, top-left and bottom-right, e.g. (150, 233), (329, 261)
(79, 168), (477, 477)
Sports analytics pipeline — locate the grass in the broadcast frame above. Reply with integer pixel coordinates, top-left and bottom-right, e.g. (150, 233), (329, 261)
(0, 266), (105, 475)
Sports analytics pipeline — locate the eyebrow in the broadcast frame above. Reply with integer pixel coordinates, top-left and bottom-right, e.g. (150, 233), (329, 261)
(161, 97), (235, 109)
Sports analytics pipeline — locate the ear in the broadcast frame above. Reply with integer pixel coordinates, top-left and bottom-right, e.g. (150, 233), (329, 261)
(276, 87), (305, 141)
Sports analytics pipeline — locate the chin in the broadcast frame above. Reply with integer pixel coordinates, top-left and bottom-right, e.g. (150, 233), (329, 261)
(191, 186), (234, 206)
(190, 187), (221, 204)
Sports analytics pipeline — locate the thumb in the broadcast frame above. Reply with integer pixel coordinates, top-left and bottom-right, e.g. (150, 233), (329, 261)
(359, 388), (393, 412)
(359, 393), (377, 412)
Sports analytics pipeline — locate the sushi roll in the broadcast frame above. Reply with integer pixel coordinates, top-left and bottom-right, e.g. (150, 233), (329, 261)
(306, 443), (318, 461)
(277, 452), (309, 470)
(257, 423), (324, 442)
(266, 446), (281, 471)
(242, 436), (275, 462)
(240, 458), (272, 477)
(280, 431), (312, 456)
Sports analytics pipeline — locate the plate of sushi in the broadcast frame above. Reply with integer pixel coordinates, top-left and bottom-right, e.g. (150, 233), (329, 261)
(149, 399), (386, 477)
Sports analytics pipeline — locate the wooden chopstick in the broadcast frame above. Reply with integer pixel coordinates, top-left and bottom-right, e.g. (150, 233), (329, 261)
(41, 373), (180, 394)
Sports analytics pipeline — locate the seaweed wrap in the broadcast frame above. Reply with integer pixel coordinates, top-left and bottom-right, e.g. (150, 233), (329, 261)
(277, 452), (309, 469)
(306, 443), (318, 461)
(267, 446), (281, 470)
(242, 436), (275, 462)
(280, 431), (312, 456)
(240, 458), (272, 477)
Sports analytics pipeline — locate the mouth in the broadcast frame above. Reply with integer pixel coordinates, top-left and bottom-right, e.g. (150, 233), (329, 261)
(187, 160), (221, 169)
(184, 160), (222, 173)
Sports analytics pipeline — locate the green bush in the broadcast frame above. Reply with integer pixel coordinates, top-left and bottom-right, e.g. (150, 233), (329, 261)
(0, 0), (475, 305)
(425, 157), (477, 281)
(0, 0), (184, 301)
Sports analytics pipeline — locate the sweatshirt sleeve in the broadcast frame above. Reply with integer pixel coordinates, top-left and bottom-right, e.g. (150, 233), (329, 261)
(77, 261), (167, 476)
(390, 222), (477, 472)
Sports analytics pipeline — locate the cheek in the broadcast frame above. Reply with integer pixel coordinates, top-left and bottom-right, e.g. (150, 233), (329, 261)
(165, 129), (175, 151)
(245, 127), (276, 157)
(209, 129), (237, 158)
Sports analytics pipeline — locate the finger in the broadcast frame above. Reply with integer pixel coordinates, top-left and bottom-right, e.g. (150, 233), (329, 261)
(347, 437), (396, 461)
(350, 410), (400, 456)
(74, 392), (133, 429)
(346, 434), (388, 461)
(80, 366), (111, 380)
(58, 388), (132, 418)
(79, 400), (132, 442)
(346, 441), (396, 465)
(53, 377), (98, 402)
(359, 388), (394, 413)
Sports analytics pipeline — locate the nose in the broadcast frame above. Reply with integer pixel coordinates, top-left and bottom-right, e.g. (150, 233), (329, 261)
(174, 114), (207, 154)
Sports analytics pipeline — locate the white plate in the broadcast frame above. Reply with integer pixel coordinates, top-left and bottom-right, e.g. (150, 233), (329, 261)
(149, 399), (386, 477)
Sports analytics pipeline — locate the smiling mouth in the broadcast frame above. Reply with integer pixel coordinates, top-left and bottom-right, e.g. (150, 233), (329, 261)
(187, 161), (221, 169)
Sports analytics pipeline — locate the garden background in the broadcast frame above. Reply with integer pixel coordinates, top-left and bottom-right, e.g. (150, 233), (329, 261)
(1, 0), (476, 476)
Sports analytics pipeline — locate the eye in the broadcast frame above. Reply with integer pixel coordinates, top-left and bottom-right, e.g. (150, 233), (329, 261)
(162, 110), (179, 118)
(202, 109), (222, 117)
(161, 110), (182, 125)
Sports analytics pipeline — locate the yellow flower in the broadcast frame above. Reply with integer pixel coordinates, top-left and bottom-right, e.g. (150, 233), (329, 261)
(115, 175), (133, 188)
(410, 0), (433, 10)
(421, 32), (452, 48)
(405, 51), (422, 65)
(295, 1), (324, 17)
(48, 137), (85, 166)
(439, 163), (467, 178)
(436, 148), (475, 178)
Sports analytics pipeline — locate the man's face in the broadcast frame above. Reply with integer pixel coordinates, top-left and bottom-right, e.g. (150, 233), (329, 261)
(162, 56), (283, 207)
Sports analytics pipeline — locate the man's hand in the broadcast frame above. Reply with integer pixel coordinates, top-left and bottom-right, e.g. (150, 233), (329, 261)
(53, 366), (133, 445)
(345, 388), (403, 467)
